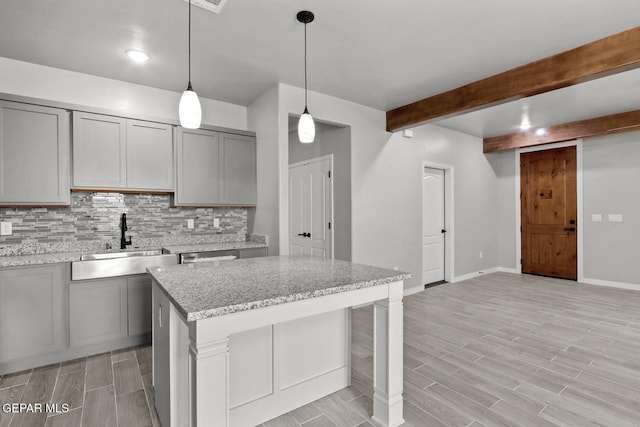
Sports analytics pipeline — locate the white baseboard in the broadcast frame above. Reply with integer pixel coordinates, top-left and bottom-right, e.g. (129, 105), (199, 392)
(404, 286), (425, 296)
(580, 277), (640, 292)
(451, 267), (499, 283)
(496, 267), (520, 274)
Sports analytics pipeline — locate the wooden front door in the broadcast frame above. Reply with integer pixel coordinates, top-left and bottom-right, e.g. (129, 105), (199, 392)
(521, 146), (577, 280)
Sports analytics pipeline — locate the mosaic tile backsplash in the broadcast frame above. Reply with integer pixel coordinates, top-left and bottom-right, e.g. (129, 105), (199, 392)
(0, 192), (249, 256)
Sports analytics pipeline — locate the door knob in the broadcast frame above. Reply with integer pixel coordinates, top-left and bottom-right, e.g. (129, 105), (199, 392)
(297, 232), (311, 238)
(441, 229), (447, 233)
(564, 227), (576, 232)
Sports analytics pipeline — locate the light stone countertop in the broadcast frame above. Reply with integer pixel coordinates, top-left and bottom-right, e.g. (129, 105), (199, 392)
(161, 241), (267, 254)
(0, 238), (268, 268)
(147, 255), (411, 322)
(0, 252), (84, 268)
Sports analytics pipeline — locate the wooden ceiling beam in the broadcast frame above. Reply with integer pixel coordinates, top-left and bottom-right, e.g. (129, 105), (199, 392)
(483, 109), (640, 153)
(386, 26), (640, 132)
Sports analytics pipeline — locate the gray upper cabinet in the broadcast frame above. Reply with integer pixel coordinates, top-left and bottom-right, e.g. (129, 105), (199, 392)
(175, 127), (256, 206)
(221, 133), (257, 205)
(126, 120), (173, 190)
(175, 127), (222, 206)
(73, 112), (127, 188)
(0, 101), (70, 205)
(0, 264), (65, 368)
(72, 112), (173, 191)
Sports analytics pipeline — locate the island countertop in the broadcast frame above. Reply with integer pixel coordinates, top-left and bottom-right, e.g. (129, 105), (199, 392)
(148, 255), (410, 322)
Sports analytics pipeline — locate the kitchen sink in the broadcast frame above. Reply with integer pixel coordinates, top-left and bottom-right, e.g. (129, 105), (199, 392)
(72, 249), (178, 280)
(80, 249), (164, 261)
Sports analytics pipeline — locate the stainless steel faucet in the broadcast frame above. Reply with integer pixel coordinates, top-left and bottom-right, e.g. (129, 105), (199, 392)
(120, 212), (132, 249)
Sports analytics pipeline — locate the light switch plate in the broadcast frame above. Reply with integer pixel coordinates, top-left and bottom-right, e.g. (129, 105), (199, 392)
(0, 222), (12, 236)
(213, 218), (220, 228)
(591, 214), (602, 222)
(608, 214), (623, 222)
(187, 219), (194, 229)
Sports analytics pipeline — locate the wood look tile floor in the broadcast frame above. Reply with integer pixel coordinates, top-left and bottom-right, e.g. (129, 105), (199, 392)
(3, 272), (640, 426)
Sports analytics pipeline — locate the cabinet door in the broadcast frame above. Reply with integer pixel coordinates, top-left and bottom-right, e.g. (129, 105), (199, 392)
(126, 120), (174, 190)
(127, 275), (152, 336)
(220, 133), (257, 205)
(72, 111), (126, 188)
(0, 101), (70, 205)
(175, 127), (221, 205)
(69, 278), (128, 347)
(0, 265), (65, 363)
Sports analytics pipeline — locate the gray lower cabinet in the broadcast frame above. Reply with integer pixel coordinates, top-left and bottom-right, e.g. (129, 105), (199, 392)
(0, 263), (153, 374)
(238, 247), (268, 258)
(0, 264), (65, 372)
(69, 274), (152, 348)
(175, 127), (256, 206)
(69, 278), (128, 347)
(72, 111), (173, 191)
(127, 275), (152, 336)
(0, 100), (70, 205)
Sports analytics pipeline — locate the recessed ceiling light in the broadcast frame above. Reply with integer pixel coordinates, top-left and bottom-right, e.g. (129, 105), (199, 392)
(126, 49), (150, 63)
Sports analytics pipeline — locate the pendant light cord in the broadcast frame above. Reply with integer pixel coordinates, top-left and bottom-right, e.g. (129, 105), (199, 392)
(304, 21), (308, 108)
(188, 0), (192, 88)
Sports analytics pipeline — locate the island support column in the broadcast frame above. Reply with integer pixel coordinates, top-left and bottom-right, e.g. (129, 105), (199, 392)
(372, 281), (404, 427)
(188, 325), (230, 427)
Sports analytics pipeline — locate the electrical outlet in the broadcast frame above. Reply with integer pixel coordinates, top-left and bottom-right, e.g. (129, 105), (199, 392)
(608, 214), (623, 222)
(213, 218), (220, 228)
(479, 251), (483, 259)
(0, 222), (12, 236)
(187, 219), (194, 229)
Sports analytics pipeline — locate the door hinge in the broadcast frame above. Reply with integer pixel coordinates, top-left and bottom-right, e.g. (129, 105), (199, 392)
(520, 258), (523, 265)
(328, 171), (331, 178)
(328, 222), (331, 229)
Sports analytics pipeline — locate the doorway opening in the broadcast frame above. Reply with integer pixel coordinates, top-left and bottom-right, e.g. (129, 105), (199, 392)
(519, 145), (578, 280)
(287, 118), (351, 260)
(288, 155), (333, 258)
(422, 163), (454, 285)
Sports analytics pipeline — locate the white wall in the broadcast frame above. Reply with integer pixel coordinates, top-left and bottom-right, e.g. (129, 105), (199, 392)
(487, 151), (517, 271)
(247, 86), (282, 255)
(582, 132), (640, 286)
(0, 57), (247, 130)
(266, 84), (499, 291)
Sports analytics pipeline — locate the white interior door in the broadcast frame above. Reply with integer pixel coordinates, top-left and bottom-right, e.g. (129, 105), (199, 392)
(423, 167), (445, 284)
(289, 157), (333, 258)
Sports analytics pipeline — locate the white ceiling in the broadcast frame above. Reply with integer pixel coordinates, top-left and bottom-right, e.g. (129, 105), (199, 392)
(1, 0), (639, 137)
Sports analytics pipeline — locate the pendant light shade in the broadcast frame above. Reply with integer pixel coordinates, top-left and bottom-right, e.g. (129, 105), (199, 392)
(179, 0), (202, 129)
(179, 83), (202, 129)
(297, 11), (315, 143)
(298, 107), (315, 143)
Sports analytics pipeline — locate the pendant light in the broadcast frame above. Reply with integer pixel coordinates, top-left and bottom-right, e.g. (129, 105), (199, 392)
(179, 0), (202, 129)
(297, 11), (315, 143)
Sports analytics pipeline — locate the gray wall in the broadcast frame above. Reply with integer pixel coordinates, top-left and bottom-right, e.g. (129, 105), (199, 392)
(583, 132), (640, 284)
(486, 150), (517, 270)
(288, 120), (352, 261)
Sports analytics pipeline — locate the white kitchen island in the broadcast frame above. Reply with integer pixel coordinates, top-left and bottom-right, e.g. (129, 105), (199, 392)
(148, 255), (409, 427)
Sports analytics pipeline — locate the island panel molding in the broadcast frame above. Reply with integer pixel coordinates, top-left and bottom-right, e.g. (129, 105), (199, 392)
(386, 26), (640, 131)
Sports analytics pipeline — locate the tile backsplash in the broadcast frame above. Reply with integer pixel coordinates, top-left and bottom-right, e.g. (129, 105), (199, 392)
(0, 192), (248, 255)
